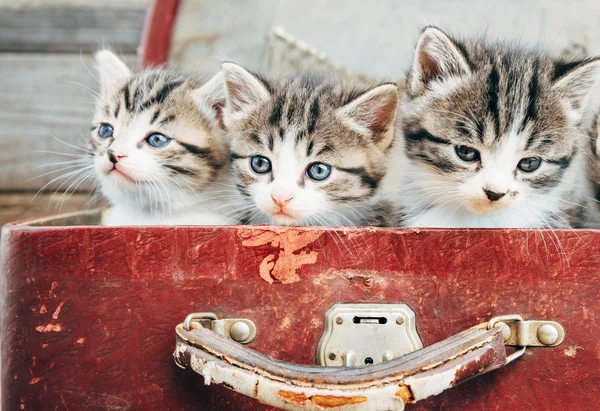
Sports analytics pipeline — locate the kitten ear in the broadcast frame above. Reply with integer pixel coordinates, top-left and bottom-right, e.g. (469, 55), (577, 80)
(95, 50), (132, 93)
(408, 26), (471, 95)
(221, 62), (270, 125)
(552, 58), (600, 116)
(336, 84), (399, 149)
(192, 71), (227, 131)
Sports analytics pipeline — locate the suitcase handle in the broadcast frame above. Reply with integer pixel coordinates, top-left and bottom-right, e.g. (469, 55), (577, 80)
(174, 318), (508, 410)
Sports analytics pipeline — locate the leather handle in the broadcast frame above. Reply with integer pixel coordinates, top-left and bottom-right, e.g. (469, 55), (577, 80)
(174, 323), (506, 410)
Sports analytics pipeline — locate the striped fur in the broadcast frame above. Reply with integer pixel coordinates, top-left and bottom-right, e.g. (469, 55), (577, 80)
(90, 50), (234, 225)
(221, 63), (400, 226)
(399, 27), (600, 228)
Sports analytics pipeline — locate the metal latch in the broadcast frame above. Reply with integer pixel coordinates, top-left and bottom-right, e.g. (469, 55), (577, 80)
(184, 312), (257, 344)
(317, 303), (422, 366)
(488, 314), (565, 364)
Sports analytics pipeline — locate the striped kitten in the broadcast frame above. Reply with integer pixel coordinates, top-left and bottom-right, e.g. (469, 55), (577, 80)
(91, 50), (235, 225)
(400, 27), (600, 228)
(220, 63), (400, 226)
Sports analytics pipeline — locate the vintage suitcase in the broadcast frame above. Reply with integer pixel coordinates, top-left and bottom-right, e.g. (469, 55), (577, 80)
(3, 1), (600, 410)
(1, 209), (599, 410)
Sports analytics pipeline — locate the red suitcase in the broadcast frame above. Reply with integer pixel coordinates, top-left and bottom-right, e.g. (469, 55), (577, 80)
(3, 2), (600, 409)
(1, 209), (599, 410)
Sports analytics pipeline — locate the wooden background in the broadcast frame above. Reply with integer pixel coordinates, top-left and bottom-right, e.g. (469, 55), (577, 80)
(0, 0), (148, 225)
(1, 0), (599, 225)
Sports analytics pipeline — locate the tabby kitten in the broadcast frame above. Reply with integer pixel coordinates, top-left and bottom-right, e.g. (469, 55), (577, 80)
(588, 114), (600, 214)
(91, 50), (235, 225)
(220, 63), (400, 226)
(400, 27), (600, 228)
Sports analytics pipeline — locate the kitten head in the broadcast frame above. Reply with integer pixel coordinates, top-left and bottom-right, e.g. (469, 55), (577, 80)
(221, 63), (398, 226)
(91, 50), (228, 213)
(402, 27), (600, 223)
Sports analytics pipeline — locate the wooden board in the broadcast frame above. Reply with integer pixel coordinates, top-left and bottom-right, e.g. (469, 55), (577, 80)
(0, 53), (135, 191)
(0, 7), (146, 53)
(169, 0), (600, 78)
(0, 193), (98, 226)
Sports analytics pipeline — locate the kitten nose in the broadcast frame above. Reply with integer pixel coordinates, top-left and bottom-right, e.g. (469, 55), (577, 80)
(107, 149), (126, 164)
(271, 195), (293, 208)
(483, 188), (506, 201)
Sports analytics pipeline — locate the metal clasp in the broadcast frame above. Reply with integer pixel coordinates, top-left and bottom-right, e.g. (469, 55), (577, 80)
(317, 303), (422, 366)
(184, 312), (257, 344)
(488, 314), (565, 364)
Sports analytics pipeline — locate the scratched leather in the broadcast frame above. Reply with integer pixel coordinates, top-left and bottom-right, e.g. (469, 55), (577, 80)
(2, 225), (600, 410)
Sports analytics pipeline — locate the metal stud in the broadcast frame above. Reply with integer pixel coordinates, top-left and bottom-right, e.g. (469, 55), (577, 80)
(537, 324), (559, 346)
(230, 321), (251, 342)
(497, 322), (511, 342)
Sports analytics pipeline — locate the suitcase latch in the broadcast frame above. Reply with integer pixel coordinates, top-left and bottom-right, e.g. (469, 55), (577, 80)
(316, 303), (422, 366)
(184, 313), (257, 344)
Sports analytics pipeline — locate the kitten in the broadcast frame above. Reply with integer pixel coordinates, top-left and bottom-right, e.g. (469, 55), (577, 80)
(220, 63), (400, 226)
(588, 114), (600, 215)
(399, 27), (600, 228)
(91, 50), (235, 225)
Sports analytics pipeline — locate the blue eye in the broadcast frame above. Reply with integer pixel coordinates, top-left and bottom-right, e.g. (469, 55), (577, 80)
(306, 162), (332, 181)
(455, 145), (480, 162)
(250, 156), (272, 174)
(97, 123), (114, 139)
(517, 157), (541, 173)
(147, 133), (171, 148)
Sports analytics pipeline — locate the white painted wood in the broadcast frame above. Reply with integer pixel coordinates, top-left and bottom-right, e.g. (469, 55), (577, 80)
(0, 0), (149, 9)
(169, 0), (281, 74)
(0, 7), (146, 52)
(170, 0), (600, 79)
(0, 53), (135, 191)
(0, 193), (99, 226)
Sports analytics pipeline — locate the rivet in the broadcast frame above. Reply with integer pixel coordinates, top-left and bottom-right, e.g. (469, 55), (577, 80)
(336, 317), (343, 325)
(230, 321), (251, 342)
(497, 322), (511, 342)
(329, 352), (336, 360)
(537, 324), (559, 345)
(396, 317), (404, 325)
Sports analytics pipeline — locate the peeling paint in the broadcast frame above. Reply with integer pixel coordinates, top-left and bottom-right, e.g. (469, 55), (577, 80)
(39, 304), (47, 314)
(563, 346), (582, 357)
(29, 377), (41, 385)
(310, 395), (367, 408)
(52, 301), (65, 319)
(35, 324), (62, 332)
(395, 385), (413, 404)
(239, 228), (322, 284)
(76, 338), (85, 344)
(278, 390), (308, 405)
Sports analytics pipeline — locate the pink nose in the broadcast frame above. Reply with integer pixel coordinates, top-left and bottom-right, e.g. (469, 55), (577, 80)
(271, 195), (293, 208)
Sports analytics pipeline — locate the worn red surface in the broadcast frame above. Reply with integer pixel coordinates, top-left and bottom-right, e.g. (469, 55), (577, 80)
(137, 0), (180, 69)
(2, 222), (600, 410)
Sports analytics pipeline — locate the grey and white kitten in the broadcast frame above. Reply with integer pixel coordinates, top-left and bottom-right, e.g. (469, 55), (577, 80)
(399, 27), (600, 228)
(91, 50), (235, 225)
(220, 63), (401, 226)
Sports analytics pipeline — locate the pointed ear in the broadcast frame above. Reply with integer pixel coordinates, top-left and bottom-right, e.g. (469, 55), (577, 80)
(221, 62), (270, 125)
(408, 27), (471, 95)
(552, 58), (600, 116)
(95, 50), (132, 93)
(192, 71), (227, 131)
(336, 84), (398, 149)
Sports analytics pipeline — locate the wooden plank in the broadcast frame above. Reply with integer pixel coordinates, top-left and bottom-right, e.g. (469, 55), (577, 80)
(169, 0), (281, 73)
(169, 0), (600, 79)
(0, 7), (146, 53)
(0, 53), (135, 191)
(0, 192), (100, 226)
